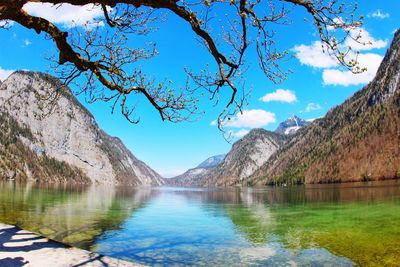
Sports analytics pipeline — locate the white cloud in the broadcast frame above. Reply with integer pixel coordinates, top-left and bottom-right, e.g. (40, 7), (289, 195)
(259, 89), (297, 103)
(23, 3), (104, 28)
(0, 20), (14, 27)
(227, 129), (249, 139)
(368, 10), (390, 19)
(0, 67), (14, 81)
(24, 39), (32, 46)
(223, 109), (276, 128)
(294, 29), (386, 71)
(293, 28), (386, 87)
(293, 41), (338, 68)
(326, 17), (345, 31)
(304, 103), (322, 113)
(323, 53), (383, 86)
(345, 28), (388, 51)
(210, 120), (217, 126)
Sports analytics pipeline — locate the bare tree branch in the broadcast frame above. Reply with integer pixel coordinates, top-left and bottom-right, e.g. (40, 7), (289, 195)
(0, 0), (364, 131)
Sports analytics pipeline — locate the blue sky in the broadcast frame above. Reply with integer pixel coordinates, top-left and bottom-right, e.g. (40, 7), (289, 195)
(0, 1), (399, 177)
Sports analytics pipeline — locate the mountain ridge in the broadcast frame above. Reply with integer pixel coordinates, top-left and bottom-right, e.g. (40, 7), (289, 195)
(166, 128), (287, 186)
(166, 29), (400, 187)
(250, 29), (400, 185)
(0, 71), (163, 185)
(201, 129), (287, 186)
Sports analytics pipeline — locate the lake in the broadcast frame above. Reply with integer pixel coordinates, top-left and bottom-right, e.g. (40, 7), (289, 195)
(0, 180), (400, 266)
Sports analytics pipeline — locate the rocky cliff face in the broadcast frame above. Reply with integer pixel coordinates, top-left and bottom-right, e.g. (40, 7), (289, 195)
(250, 30), (400, 185)
(202, 129), (286, 186)
(168, 129), (286, 186)
(0, 71), (163, 186)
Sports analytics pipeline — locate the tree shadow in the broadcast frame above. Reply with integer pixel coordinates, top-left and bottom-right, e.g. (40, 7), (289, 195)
(72, 254), (109, 267)
(0, 256), (29, 266)
(0, 225), (61, 266)
(0, 225), (63, 253)
(0, 225), (133, 266)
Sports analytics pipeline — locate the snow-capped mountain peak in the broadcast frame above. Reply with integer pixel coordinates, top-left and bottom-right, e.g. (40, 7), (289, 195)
(275, 115), (310, 135)
(197, 154), (226, 169)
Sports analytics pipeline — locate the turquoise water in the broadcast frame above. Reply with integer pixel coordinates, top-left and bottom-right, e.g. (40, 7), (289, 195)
(1, 181), (400, 266)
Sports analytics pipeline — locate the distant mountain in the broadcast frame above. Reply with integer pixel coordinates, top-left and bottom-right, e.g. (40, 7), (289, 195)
(201, 129), (287, 186)
(166, 167), (209, 186)
(0, 71), (164, 185)
(250, 29), (400, 185)
(167, 129), (287, 187)
(275, 115), (310, 135)
(197, 154), (226, 169)
(166, 154), (225, 186)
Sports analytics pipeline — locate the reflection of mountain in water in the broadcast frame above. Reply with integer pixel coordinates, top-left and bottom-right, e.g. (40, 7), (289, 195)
(166, 181), (400, 257)
(0, 182), (155, 249)
(1, 182), (399, 266)
(168, 180), (400, 205)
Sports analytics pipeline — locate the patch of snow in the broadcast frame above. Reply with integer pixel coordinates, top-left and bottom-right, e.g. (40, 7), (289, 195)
(284, 126), (301, 135)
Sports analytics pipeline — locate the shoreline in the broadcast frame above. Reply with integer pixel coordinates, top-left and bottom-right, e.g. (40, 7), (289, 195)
(0, 223), (142, 267)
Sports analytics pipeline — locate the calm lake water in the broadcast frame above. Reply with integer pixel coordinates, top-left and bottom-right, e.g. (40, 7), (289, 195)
(1, 181), (400, 266)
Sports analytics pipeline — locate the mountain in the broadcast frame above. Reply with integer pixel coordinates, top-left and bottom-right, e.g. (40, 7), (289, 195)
(250, 30), (400, 185)
(0, 71), (164, 186)
(202, 129), (287, 186)
(197, 154), (226, 169)
(166, 168), (209, 186)
(166, 154), (225, 186)
(167, 129), (287, 187)
(275, 115), (310, 135)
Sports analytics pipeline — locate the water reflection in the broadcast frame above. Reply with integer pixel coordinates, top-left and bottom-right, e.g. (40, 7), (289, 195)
(166, 179), (400, 205)
(0, 180), (400, 266)
(0, 182), (155, 248)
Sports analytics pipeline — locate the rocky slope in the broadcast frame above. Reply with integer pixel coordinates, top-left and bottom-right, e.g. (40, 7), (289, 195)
(166, 154), (225, 186)
(0, 111), (89, 183)
(275, 115), (310, 135)
(0, 71), (164, 186)
(250, 30), (400, 185)
(168, 129), (287, 186)
(197, 154), (226, 168)
(166, 166), (209, 187)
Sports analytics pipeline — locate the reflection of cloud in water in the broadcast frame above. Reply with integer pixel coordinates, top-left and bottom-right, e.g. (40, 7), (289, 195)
(239, 246), (276, 262)
(226, 189), (275, 244)
(239, 244), (353, 266)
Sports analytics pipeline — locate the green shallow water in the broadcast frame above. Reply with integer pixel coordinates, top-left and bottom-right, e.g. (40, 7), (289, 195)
(0, 181), (400, 266)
